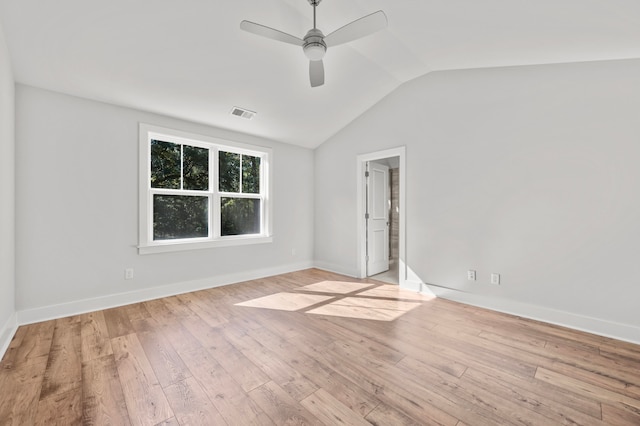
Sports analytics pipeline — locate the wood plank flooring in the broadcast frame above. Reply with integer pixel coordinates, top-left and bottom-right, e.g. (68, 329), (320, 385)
(1, 268), (640, 425)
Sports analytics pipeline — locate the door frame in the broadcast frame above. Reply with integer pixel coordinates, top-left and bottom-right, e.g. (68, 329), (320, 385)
(356, 146), (406, 287)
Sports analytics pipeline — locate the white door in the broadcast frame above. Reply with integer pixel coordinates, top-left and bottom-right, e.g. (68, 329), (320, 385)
(367, 162), (390, 276)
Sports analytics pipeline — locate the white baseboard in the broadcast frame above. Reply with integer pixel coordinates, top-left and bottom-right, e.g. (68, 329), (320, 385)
(422, 283), (640, 346)
(17, 261), (314, 326)
(313, 261), (358, 278)
(11, 263), (640, 350)
(0, 311), (18, 361)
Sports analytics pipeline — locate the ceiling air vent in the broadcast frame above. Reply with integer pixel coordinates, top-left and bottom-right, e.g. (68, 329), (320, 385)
(230, 106), (256, 120)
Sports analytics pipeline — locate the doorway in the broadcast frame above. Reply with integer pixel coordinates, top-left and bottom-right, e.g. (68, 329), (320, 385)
(356, 147), (406, 286)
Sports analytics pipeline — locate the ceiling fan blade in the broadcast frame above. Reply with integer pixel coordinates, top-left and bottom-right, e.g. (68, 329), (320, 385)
(324, 10), (387, 47)
(240, 20), (304, 46)
(309, 60), (324, 87)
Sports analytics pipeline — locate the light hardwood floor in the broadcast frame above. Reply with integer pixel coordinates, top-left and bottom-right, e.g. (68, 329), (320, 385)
(1, 268), (639, 425)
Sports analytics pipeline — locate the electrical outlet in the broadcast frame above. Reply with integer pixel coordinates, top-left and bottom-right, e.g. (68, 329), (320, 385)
(491, 273), (500, 285)
(467, 270), (476, 281)
(125, 268), (134, 280)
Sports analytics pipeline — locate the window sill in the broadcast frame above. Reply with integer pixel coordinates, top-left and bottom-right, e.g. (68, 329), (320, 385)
(138, 235), (273, 255)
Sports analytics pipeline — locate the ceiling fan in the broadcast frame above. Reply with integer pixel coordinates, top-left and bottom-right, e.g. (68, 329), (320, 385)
(240, 0), (388, 87)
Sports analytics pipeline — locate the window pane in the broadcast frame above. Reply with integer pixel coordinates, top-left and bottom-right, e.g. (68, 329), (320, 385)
(242, 155), (261, 194)
(151, 140), (181, 189)
(183, 145), (209, 190)
(219, 151), (240, 192)
(153, 195), (208, 240)
(221, 198), (260, 236)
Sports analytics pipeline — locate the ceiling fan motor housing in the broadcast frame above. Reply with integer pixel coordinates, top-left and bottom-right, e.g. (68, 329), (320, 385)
(303, 29), (326, 61)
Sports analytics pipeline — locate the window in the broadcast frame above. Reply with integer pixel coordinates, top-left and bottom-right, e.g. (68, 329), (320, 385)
(139, 124), (271, 254)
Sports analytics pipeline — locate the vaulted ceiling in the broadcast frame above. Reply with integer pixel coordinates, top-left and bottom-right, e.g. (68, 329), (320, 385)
(1, 0), (639, 148)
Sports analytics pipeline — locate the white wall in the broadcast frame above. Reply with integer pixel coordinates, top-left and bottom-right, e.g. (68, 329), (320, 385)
(0, 21), (16, 354)
(315, 59), (640, 342)
(15, 85), (314, 320)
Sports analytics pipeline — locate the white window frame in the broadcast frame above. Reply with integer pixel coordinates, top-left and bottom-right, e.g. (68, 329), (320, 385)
(138, 123), (272, 254)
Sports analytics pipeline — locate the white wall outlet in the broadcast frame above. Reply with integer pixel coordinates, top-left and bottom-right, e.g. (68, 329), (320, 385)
(467, 270), (476, 281)
(291, 248), (297, 257)
(491, 273), (500, 285)
(125, 268), (134, 280)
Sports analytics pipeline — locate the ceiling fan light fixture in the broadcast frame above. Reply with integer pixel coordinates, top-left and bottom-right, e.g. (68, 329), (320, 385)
(303, 42), (326, 61)
(303, 28), (326, 61)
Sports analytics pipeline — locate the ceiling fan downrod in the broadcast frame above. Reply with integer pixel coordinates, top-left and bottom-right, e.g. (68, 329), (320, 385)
(309, 0), (322, 28)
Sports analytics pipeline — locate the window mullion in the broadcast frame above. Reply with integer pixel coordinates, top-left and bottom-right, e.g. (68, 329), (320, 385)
(261, 153), (268, 235)
(180, 144), (184, 190)
(212, 148), (220, 239)
(239, 154), (243, 195)
(150, 188), (206, 197)
(218, 192), (260, 199)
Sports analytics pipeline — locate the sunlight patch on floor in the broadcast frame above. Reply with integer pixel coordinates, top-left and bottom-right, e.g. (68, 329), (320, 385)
(359, 284), (436, 301)
(296, 281), (374, 294)
(234, 292), (333, 311)
(307, 297), (421, 321)
(235, 280), (431, 321)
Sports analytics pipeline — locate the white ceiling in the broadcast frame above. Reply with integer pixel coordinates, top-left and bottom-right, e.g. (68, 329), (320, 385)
(1, 0), (639, 148)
